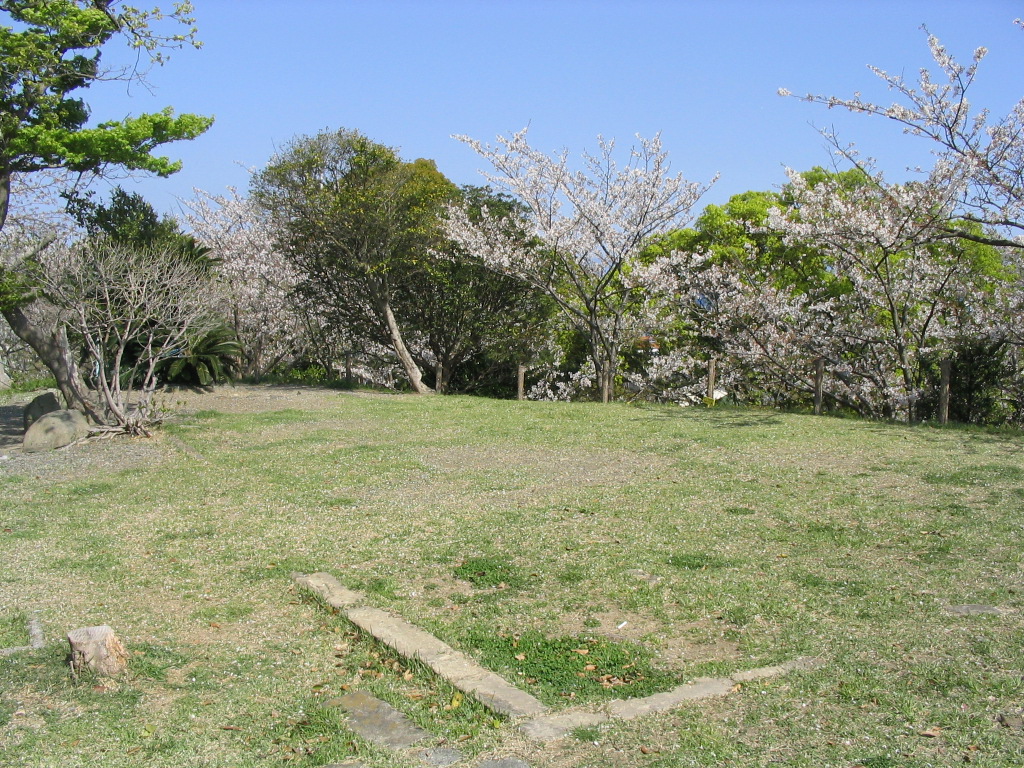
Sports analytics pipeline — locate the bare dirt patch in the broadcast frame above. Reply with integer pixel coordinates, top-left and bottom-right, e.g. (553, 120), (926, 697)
(552, 611), (741, 671)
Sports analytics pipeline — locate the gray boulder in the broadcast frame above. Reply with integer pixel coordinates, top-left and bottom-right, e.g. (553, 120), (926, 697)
(23, 392), (62, 431)
(23, 409), (89, 453)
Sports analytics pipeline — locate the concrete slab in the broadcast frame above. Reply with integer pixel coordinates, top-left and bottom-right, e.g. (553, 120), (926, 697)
(335, 690), (430, 749)
(419, 746), (465, 765)
(293, 574), (548, 718)
(944, 604), (1002, 616)
(293, 572), (363, 610)
(293, 571), (817, 737)
(518, 711), (609, 742)
(476, 758), (531, 768)
(346, 606), (454, 661)
(607, 677), (734, 720)
(731, 656), (820, 682)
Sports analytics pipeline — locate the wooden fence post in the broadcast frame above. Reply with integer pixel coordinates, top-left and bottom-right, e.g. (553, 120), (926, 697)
(345, 351), (353, 388)
(814, 357), (825, 415)
(938, 358), (951, 425)
(517, 364), (526, 401)
(706, 358), (717, 401)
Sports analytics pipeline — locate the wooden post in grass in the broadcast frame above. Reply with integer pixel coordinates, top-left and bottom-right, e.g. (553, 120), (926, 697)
(517, 364), (527, 401)
(345, 351), (353, 388)
(706, 358), (717, 400)
(813, 357), (825, 415)
(938, 358), (951, 425)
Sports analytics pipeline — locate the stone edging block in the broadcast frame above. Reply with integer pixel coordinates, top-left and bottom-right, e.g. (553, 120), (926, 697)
(518, 655), (822, 741)
(293, 572), (548, 718)
(0, 617), (45, 657)
(292, 571), (820, 740)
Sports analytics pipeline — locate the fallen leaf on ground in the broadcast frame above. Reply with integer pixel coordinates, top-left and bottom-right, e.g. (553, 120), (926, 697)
(919, 726), (942, 738)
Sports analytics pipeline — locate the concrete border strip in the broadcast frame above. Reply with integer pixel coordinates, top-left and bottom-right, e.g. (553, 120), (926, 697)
(519, 656), (822, 741)
(292, 571), (820, 737)
(0, 615), (44, 657)
(294, 572), (548, 718)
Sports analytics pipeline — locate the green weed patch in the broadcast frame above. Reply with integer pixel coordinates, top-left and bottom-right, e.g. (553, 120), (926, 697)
(453, 556), (531, 589)
(0, 610), (28, 648)
(452, 628), (683, 706)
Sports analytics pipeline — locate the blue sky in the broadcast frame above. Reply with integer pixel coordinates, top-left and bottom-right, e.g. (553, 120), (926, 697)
(84, 0), (1024, 218)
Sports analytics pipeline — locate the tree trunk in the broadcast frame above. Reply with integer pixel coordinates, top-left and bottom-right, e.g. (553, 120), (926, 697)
(0, 169), (10, 233)
(938, 358), (951, 425)
(813, 357), (825, 415)
(0, 355), (11, 390)
(2, 303), (99, 420)
(598, 360), (612, 403)
(380, 300), (432, 394)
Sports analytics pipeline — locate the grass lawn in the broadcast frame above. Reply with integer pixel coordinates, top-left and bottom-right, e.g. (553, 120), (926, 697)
(1, 390), (1023, 767)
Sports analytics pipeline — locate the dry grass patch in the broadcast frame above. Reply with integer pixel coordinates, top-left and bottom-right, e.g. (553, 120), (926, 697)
(2, 389), (1023, 767)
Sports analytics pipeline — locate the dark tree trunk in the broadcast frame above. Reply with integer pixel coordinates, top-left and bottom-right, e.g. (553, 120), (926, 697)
(2, 303), (99, 421)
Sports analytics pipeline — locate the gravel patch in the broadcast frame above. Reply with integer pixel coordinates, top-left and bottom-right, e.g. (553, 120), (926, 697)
(0, 384), (351, 483)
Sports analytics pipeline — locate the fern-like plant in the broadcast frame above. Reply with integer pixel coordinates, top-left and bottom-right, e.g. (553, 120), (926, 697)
(159, 324), (242, 386)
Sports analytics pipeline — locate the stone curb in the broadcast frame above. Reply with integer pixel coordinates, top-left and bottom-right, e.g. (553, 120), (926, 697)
(518, 656), (822, 742)
(293, 572), (548, 718)
(293, 571), (820, 744)
(0, 617), (45, 657)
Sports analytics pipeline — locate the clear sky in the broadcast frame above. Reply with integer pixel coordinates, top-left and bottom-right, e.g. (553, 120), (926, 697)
(83, 0), (1024, 219)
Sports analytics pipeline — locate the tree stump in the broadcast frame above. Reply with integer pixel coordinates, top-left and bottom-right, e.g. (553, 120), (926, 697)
(67, 625), (129, 678)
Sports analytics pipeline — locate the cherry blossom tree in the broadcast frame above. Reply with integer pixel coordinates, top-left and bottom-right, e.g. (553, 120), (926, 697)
(780, 24), (1024, 248)
(182, 188), (307, 379)
(444, 128), (714, 402)
(654, 167), (1007, 421)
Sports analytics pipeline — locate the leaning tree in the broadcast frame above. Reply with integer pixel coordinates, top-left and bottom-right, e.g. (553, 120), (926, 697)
(251, 129), (457, 394)
(0, 0), (212, 411)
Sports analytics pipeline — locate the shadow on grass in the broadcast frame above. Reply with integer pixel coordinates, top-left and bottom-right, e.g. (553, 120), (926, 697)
(632, 404), (784, 428)
(0, 403), (24, 449)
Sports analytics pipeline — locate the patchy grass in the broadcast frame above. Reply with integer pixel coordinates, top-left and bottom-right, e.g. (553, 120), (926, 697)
(449, 627), (681, 706)
(0, 610), (29, 648)
(453, 556), (532, 589)
(2, 390), (1024, 767)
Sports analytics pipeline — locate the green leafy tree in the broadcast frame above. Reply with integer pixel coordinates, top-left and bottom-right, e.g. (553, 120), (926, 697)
(0, 1), (211, 230)
(394, 185), (555, 395)
(64, 186), (195, 252)
(0, 0), (212, 411)
(252, 129), (456, 394)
